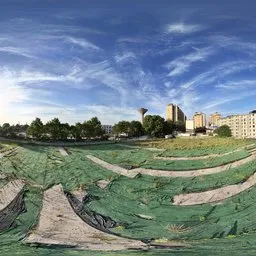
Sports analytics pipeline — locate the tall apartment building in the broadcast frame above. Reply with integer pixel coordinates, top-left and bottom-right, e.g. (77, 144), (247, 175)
(193, 112), (206, 128)
(209, 112), (222, 127)
(217, 111), (256, 138)
(166, 104), (186, 122)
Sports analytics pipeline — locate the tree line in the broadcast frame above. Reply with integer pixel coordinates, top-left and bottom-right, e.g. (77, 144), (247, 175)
(113, 115), (185, 138)
(0, 117), (105, 141)
(0, 114), (186, 141)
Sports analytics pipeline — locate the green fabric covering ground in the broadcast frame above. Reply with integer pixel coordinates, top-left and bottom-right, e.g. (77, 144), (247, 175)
(159, 146), (252, 157)
(0, 145), (117, 191)
(87, 181), (256, 241)
(1, 143), (256, 255)
(141, 150), (250, 170)
(85, 145), (251, 170)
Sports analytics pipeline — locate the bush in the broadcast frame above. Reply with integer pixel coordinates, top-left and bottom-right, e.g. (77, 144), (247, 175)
(215, 125), (232, 137)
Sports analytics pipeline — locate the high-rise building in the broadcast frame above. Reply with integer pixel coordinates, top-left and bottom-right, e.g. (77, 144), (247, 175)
(193, 112), (206, 128)
(166, 104), (186, 122)
(209, 112), (221, 127)
(217, 111), (256, 138)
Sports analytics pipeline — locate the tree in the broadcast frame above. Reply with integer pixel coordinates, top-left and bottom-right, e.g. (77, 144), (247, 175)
(88, 117), (104, 137)
(70, 123), (83, 141)
(195, 127), (207, 134)
(130, 120), (144, 137)
(27, 118), (44, 140)
(174, 121), (186, 133)
(163, 120), (176, 135)
(143, 115), (165, 137)
(45, 118), (62, 141)
(112, 121), (131, 136)
(60, 123), (70, 140)
(215, 125), (232, 137)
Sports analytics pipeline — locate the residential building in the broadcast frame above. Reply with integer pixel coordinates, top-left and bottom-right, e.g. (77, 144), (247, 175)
(217, 111), (256, 138)
(102, 125), (113, 134)
(186, 119), (194, 132)
(166, 104), (186, 122)
(193, 112), (206, 128)
(209, 112), (222, 127)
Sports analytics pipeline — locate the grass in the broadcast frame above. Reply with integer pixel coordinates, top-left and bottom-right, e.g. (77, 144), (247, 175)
(135, 137), (255, 150)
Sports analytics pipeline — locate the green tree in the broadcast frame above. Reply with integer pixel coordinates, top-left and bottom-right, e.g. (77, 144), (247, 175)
(112, 121), (131, 136)
(143, 115), (165, 137)
(60, 123), (70, 140)
(215, 125), (232, 137)
(70, 122), (83, 141)
(130, 120), (144, 137)
(45, 118), (62, 140)
(82, 117), (104, 138)
(163, 120), (176, 135)
(27, 118), (44, 140)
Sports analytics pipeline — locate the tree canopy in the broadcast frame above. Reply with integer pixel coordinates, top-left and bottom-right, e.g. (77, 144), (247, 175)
(215, 125), (232, 137)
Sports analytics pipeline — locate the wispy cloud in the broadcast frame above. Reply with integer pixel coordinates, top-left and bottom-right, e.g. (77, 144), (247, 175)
(0, 46), (35, 58)
(203, 90), (256, 110)
(65, 36), (101, 51)
(180, 61), (256, 90)
(215, 80), (256, 90)
(165, 22), (206, 34)
(165, 47), (214, 77)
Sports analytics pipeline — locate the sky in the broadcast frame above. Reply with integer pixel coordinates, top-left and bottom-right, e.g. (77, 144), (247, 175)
(1, 0), (256, 125)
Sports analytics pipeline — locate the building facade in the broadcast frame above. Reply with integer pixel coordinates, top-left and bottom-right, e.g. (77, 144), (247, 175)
(186, 119), (194, 132)
(209, 112), (222, 127)
(193, 112), (206, 128)
(102, 125), (113, 134)
(217, 111), (256, 138)
(166, 104), (186, 122)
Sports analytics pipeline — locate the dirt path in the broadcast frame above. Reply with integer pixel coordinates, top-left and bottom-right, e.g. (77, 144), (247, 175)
(86, 152), (256, 178)
(25, 184), (149, 251)
(86, 155), (137, 178)
(173, 172), (256, 205)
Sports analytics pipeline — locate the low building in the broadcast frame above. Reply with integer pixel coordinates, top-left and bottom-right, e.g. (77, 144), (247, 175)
(102, 125), (113, 134)
(186, 119), (194, 132)
(217, 110), (256, 138)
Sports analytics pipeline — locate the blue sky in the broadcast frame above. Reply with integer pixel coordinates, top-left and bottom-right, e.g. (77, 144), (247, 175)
(1, 0), (256, 125)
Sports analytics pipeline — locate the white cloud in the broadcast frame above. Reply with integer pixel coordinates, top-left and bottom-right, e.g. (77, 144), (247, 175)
(65, 36), (101, 51)
(115, 52), (136, 63)
(180, 61), (256, 90)
(165, 47), (214, 77)
(215, 80), (256, 90)
(165, 22), (206, 34)
(0, 46), (35, 58)
(210, 35), (256, 55)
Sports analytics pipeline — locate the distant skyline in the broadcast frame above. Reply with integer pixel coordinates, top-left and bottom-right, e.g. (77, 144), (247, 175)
(1, 0), (256, 125)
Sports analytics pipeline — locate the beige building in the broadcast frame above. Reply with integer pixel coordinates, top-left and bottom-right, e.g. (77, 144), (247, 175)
(166, 104), (186, 122)
(186, 119), (194, 132)
(217, 111), (256, 138)
(193, 112), (206, 128)
(209, 112), (222, 127)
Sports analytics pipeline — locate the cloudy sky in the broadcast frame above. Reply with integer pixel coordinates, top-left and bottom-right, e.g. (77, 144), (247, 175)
(1, 0), (256, 125)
